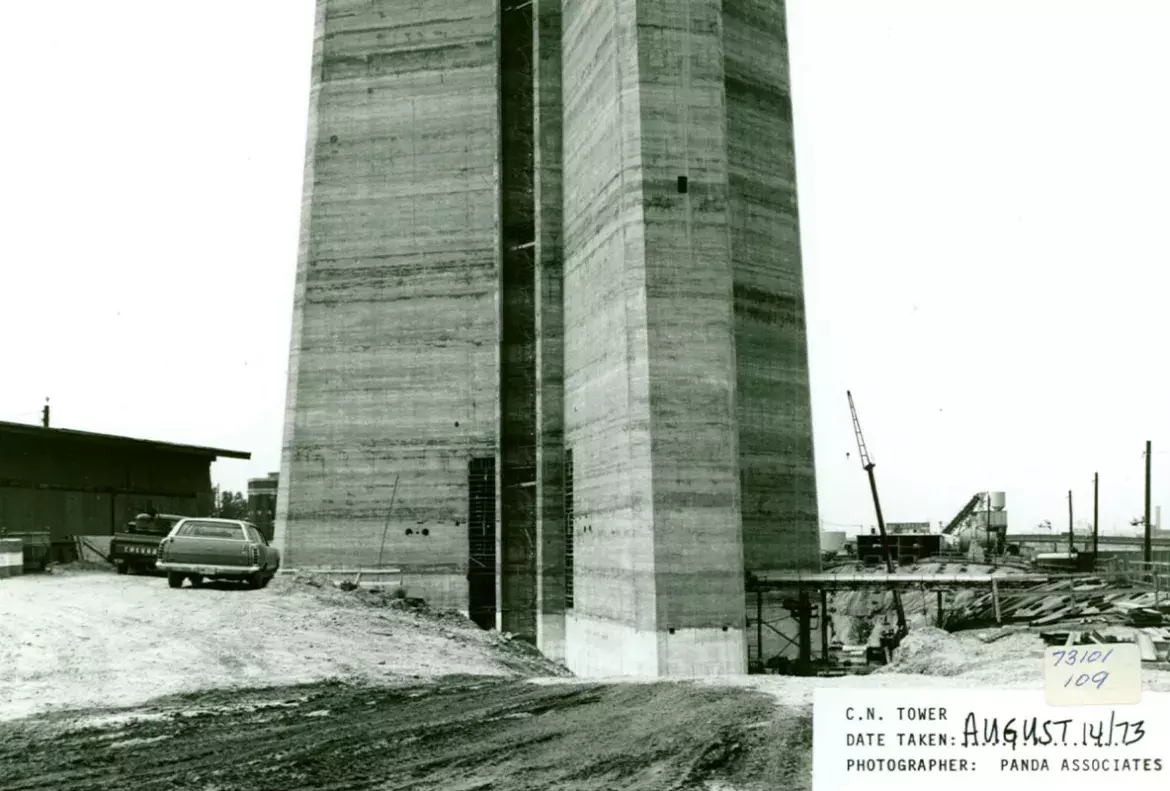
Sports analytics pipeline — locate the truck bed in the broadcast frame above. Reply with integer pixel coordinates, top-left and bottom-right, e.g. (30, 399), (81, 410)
(109, 532), (167, 569)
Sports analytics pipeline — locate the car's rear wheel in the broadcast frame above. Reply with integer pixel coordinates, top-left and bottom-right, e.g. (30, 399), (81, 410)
(167, 573), (184, 589)
(189, 575), (204, 588)
(115, 564), (128, 575)
(259, 574), (271, 589)
(246, 571), (264, 590)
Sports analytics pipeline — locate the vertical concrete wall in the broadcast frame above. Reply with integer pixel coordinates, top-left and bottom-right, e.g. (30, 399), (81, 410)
(497, 0), (539, 643)
(532, 0), (567, 661)
(561, 0), (660, 676)
(276, 0), (501, 610)
(724, 0), (820, 573)
(638, 0), (747, 674)
(560, 0), (816, 676)
(562, 0), (747, 677)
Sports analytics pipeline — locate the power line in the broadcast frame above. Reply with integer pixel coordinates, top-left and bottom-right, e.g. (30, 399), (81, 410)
(819, 519), (865, 528)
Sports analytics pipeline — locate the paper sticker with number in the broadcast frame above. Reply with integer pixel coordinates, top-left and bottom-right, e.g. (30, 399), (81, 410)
(1044, 643), (1141, 706)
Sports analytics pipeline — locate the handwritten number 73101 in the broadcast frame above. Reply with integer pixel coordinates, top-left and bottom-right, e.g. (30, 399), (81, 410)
(1051, 648), (1112, 689)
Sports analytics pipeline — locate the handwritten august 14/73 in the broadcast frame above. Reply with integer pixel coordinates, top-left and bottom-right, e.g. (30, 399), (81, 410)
(960, 709), (1145, 749)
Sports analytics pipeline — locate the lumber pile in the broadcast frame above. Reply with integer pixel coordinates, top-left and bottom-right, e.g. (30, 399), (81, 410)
(949, 577), (1169, 630)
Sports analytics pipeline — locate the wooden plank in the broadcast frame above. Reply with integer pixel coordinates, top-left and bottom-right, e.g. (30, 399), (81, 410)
(1033, 608), (1076, 626)
(1135, 631), (1158, 662)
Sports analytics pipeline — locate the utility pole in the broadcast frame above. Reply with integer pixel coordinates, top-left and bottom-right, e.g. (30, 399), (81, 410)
(1144, 441), (1153, 564)
(1092, 472), (1099, 559)
(1067, 490), (1074, 553)
(986, 492), (992, 556)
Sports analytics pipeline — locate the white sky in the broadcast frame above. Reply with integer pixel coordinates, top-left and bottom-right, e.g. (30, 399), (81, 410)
(2, 0), (1168, 537)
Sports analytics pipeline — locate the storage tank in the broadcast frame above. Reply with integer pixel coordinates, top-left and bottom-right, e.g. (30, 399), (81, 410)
(958, 528), (988, 553)
(820, 531), (847, 554)
(988, 491), (1006, 511)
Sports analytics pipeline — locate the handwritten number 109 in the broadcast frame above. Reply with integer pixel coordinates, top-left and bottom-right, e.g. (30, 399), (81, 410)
(1063, 670), (1109, 689)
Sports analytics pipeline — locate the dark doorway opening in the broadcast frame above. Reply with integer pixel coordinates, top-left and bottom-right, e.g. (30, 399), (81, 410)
(468, 457), (497, 629)
(564, 447), (574, 609)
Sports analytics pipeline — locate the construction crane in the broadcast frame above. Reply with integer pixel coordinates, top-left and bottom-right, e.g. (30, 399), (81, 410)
(846, 390), (908, 643)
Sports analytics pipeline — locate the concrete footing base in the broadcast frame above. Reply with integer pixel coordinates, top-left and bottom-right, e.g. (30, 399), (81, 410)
(537, 612), (566, 662)
(565, 613), (748, 677)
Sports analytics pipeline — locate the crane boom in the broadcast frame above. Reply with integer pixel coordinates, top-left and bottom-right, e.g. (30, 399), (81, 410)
(846, 390), (908, 642)
(847, 390), (873, 469)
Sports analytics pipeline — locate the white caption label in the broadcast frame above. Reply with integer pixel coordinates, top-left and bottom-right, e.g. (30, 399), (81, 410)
(813, 688), (1170, 790)
(1044, 643), (1142, 706)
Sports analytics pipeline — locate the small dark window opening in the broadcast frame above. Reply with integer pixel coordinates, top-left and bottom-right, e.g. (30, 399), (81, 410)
(677, 176), (688, 193)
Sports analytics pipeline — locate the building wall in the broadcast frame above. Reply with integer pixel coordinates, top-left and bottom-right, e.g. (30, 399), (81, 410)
(561, 0), (760, 677)
(498, 0), (539, 642)
(275, 0), (501, 610)
(0, 435), (213, 538)
(561, 0), (659, 675)
(638, 0), (748, 668)
(725, 0), (820, 573)
(532, 0), (567, 661)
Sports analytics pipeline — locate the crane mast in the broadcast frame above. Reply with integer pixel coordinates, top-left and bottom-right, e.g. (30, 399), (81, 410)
(846, 390), (908, 642)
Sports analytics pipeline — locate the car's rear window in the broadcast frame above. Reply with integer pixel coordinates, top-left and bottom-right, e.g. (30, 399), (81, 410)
(176, 521), (246, 540)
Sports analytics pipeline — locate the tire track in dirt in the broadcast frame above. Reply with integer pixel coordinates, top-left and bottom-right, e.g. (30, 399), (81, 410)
(0, 679), (808, 791)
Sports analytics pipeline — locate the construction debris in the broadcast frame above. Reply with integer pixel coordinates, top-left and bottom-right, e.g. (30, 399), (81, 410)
(946, 574), (1169, 632)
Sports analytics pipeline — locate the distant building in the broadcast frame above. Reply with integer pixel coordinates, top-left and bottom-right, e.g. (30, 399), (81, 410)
(247, 472), (278, 540)
(858, 533), (944, 565)
(886, 522), (932, 535)
(0, 420), (249, 547)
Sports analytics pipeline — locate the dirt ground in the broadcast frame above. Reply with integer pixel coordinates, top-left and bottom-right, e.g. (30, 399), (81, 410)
(0, 569), (564, 722)
(3, 568), (1169, 790)
(0, 679), (811, 791)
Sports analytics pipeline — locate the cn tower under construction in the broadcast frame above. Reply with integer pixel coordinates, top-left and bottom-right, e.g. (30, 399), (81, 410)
(275, 0), (820, 677)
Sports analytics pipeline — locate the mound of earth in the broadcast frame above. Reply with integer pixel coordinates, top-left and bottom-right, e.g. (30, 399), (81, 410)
(0, 571), (566, 722)
(877, 626), (1045, 681)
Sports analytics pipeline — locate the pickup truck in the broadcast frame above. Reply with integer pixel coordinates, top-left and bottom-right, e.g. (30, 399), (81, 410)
(156, 517), (280, 589)
(110, 513), (187, 574)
